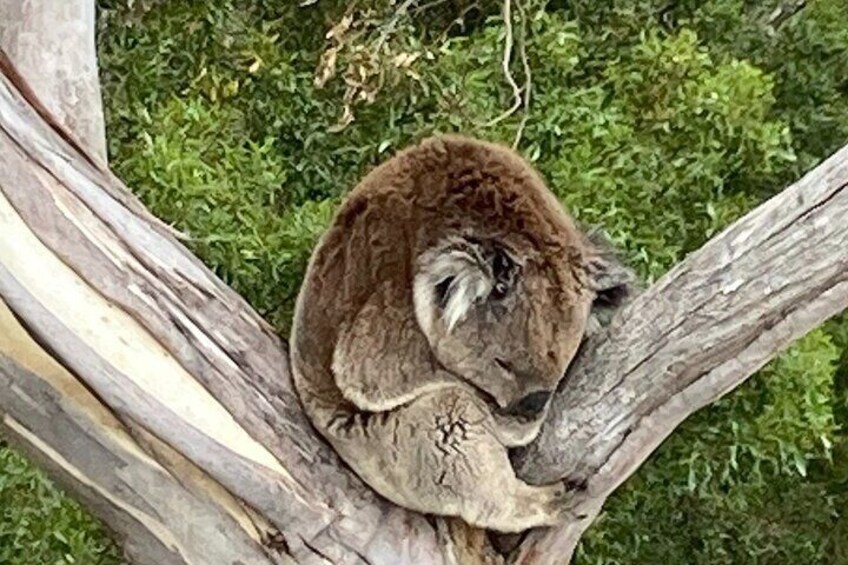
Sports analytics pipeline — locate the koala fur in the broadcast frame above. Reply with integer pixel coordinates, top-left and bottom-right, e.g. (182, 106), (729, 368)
(290, 135), (630, 533)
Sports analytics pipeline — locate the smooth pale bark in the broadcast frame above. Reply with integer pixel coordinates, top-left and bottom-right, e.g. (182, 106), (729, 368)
(0, 0), (107, 164)
(0, 2), (846, 564)
(0, 300), (287, 565)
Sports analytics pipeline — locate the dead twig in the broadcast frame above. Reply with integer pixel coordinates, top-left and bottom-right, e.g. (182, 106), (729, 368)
(487, 0), (523, 127)
(512, 0), (531, 148)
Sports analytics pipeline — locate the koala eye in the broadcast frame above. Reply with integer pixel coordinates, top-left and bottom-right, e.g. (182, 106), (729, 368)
(492, 280), (510, 300)
(490, 248), (517, 300)
(493, 249), (512, 279)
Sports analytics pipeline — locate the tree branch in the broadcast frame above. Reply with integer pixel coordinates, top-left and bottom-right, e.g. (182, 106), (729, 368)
(487, 0), (523, 128)
(511, 143), (848, 562)
(0, 0), (107, 164)
(0, 47), (453, 564)
(0, 300), (282, 564)
(0, 4), (846, 563)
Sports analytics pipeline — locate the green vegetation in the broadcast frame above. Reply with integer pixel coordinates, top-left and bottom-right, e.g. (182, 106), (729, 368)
(0, 445), (120, 563)
(2, 0), (846, 562)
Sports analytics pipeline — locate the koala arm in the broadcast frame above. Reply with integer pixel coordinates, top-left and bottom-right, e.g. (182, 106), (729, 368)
(332, 280), (542, 448)
(332, 283), (458, 412)
(324, 386), (571, 533)
(490, 411), (546, 447)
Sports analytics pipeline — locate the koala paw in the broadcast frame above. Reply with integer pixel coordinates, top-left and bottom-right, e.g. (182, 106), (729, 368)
(543, 481), (574, 522)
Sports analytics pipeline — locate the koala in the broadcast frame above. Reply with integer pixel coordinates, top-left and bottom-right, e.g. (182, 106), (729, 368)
(290, 135), (630, 533)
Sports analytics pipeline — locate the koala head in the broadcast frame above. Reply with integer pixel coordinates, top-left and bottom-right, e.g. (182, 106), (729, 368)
(412, 232), (588, 423)
(301, 134), (631, 436)
(403, 137), (629, 426)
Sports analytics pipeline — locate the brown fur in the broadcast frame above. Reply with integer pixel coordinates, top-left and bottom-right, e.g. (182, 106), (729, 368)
(290, 135), (621, 532)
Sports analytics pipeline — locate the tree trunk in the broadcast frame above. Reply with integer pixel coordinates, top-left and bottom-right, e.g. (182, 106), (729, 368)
(0, 4), (846, 565)
(0, 0), (107, 165)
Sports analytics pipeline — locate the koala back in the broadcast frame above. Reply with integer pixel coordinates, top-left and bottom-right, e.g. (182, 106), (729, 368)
(288, 135), (636, 530)
(293, 135), (614, 430)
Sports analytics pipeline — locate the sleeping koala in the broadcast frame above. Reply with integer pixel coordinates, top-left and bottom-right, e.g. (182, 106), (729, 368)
(290, 135), (630, 533)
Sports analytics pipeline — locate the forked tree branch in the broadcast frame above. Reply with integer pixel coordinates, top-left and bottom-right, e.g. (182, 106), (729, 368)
(0, 3), (847, 565)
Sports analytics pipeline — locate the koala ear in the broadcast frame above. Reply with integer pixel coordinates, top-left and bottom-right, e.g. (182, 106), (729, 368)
(582, 227), (636, 303)
(581, 227), (638, 333)
(414, 238), (493, 335)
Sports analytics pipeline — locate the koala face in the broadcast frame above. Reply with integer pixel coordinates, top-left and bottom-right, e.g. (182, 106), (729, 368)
(413, 232), (592, 423)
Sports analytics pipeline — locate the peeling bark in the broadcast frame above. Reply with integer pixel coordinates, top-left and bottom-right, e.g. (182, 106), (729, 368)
(0, 3), (846, 564)
(0, 0), (107, 164)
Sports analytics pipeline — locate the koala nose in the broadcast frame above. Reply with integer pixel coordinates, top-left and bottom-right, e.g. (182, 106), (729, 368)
(509, 391), (551, 418)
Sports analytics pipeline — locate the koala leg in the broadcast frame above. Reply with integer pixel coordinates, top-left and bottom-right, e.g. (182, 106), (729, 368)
(328, 387), (571, 532)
